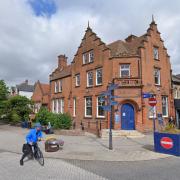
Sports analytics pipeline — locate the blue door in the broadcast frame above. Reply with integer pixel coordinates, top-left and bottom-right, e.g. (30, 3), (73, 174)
(121, 103), (135, 130)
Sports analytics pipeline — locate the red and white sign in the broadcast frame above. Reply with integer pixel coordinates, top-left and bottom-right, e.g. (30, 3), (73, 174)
(148, 97), (157, 106)
(160, 137), (174, 149)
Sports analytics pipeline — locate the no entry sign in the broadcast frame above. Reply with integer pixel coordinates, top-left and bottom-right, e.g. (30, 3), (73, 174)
(160, 137), (174, 149)
(148, 97), (157, 106)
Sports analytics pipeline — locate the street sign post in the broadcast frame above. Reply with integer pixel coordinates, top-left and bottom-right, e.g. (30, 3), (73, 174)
(102, 105), (111, 112)
(148, 97), (157, 132)
(143, 93), (153, 98)
(110, 101), (118, 106)
(148, 97), (157, 106)
(100, 83), (119, 150)
(108, 83), (119, 91)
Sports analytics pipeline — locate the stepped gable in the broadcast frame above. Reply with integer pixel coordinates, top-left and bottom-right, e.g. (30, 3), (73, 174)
(72, 26), (109, 62)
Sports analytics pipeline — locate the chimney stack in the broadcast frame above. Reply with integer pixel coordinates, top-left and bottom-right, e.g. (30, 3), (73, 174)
(125, 34), (137, 43)
(58, 54), (67, 70)
(25, 80), (28, 84)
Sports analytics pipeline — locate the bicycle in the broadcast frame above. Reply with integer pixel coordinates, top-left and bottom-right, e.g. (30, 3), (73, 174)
(31, 142), (44, 166)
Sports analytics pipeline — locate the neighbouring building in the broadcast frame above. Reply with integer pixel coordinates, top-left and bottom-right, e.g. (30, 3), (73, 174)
(50, 55), (72, 114)
(10, 80), (34, 99)
(31, 81), (50, 113)
(172, 74), (180, 128)
(49, 18), (174, 134)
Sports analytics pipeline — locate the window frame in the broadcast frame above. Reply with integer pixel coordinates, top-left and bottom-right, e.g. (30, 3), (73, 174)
(61, 98), (64, 113)
(89, 50), (94, 63)
(75, 74), (80, 87)
(120, 64), (130, 78)
(85, 97), (92, 117)
(73, 97), (76, 117)
(96, 96), (105, 118)
(154, 68), (161, 85)
(96, 68), (102, 85)
(87, 71), (93, 87)
(153, 47), (159, 60)
(162, 96), (168, 117)
(52, 100), (55, 113)
(83, 53), (89, 64)
(59, 80), (62, 92)
(54, 81), (58, 93)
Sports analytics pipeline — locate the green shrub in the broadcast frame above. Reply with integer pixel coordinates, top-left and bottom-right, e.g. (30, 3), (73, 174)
(35, 108), (72, 129)
(10, 111), (21, 125)
(35, 107), (50, 125)
(60, 113), (72, 129)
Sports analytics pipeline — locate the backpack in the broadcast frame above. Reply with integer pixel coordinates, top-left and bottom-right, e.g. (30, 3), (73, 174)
(22, 143), (31, 153)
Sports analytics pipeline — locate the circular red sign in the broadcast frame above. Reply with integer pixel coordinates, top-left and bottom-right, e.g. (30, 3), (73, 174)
(148, 97), (157, 106)
(160, 137), (173, 149)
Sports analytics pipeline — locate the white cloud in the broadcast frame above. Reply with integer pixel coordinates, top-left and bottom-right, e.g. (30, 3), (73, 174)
(0, 0), (180, 87)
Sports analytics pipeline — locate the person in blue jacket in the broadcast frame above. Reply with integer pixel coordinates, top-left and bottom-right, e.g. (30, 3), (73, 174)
(20, 122), (43, 166)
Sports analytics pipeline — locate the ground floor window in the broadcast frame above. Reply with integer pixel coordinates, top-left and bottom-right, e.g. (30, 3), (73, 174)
(85, 97), (92, 117)
(52, 98), (64, 113)
(97, 96), (105, 117)
(73, 98), (76, 117)
(34, 103), (41, 113)
(162, 96), (168, 117)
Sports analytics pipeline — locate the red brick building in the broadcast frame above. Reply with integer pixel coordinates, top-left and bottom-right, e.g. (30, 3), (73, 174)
(49, 19), (174, 134)
(32, 81), (50, 113)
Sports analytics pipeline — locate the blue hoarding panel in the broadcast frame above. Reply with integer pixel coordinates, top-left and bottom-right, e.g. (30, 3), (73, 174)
(154, 132), (180, 156)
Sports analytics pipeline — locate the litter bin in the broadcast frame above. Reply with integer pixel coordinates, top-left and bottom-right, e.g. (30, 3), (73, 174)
(45, 138), (64, 152)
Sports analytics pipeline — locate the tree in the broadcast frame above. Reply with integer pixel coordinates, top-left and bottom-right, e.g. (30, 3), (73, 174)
(6, 95), (33, 123)
(0, 80), (9, 101)
(0, 80), (9, 120)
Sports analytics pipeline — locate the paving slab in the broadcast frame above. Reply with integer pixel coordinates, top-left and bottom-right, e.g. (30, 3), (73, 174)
(0, 125), (170, 162)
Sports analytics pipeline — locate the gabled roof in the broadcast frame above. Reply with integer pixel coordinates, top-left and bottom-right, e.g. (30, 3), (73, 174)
(16, 81), (34, 92)
(40, 83), (50, 95)
(108, 34), (147, 57)
(172, 75), (180, 83)
(34, 81), (50, 95)
(32, 81), (50, 104)
(42, 95), (49, 104)
(50, 65), (72, 81)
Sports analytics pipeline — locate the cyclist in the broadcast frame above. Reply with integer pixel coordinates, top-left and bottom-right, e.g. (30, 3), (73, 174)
(20, 122), (43, 166)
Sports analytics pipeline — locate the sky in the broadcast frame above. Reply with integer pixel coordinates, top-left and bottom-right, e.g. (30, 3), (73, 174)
(0, 0), (180, 86)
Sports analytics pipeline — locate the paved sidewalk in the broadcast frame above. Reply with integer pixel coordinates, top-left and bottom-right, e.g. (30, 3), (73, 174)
(0, 125), (170, 162)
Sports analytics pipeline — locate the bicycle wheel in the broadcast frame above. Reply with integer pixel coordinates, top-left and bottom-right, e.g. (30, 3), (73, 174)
(35, 148), (44, 166)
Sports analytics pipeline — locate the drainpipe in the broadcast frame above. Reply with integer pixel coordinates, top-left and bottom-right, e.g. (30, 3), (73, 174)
(139, 49), (144, 127)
